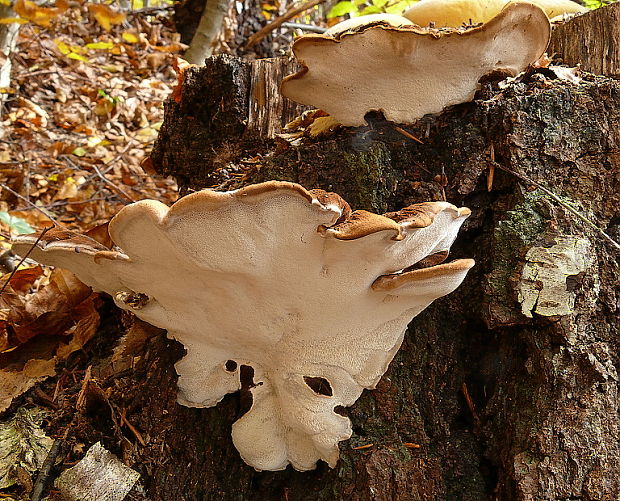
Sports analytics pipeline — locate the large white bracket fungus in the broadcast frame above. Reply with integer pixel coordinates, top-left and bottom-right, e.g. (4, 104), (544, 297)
(403, 0), (588, 28)
(281, 2), (551, 126)
(13, 181), (474, 472)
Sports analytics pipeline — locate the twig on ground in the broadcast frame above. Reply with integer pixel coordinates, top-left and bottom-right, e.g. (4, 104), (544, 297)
(30, 436), (65, 501)
(245, 0), (326, 48)
(61, 155), (135, 203)
(92, 164), (136, 203)
(494, 163), (620, 251)
(0, 225), (52, 297)
(119, 409), (146, 446)
(393, 125), (424, 144)
(0, 183), (64, 228)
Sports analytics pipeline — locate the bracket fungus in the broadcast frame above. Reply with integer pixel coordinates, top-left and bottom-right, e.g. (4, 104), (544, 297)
(13, 181), (474, 471)
(281, 2), (551, 126)
(403, 0), (588, 28)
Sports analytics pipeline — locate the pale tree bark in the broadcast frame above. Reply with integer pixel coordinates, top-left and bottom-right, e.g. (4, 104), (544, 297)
(0, 7), (19, 117)
(549, 2), (620, 77)
(184, 0), (230, 64)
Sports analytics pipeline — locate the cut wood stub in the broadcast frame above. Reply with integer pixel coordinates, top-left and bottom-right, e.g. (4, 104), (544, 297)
(549, 2), (620, 77)
(150, 55), (306, 190)
(246, 57), (306, 138)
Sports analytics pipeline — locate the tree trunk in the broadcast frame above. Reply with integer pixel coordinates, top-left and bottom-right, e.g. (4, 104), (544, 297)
(0, 7), (19, 117)
(175, 0), (297, 59)
(137, 49), (620, 499)
(183, 0), (231, 64)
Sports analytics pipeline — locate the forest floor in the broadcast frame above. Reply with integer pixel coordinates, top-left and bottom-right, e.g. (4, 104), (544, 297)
(0, 7), (186, 499)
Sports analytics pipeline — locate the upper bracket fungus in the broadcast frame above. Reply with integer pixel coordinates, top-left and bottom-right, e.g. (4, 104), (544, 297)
(281, 2), (551, 126)
(403, 0), (588, 28)
(13, 181), (474, 472)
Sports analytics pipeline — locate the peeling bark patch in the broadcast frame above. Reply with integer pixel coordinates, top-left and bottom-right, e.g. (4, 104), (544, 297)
(517, 235), (595, 318)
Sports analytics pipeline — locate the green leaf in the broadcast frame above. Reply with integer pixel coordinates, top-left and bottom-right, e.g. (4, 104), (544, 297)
(0, 211), (35, 235)
(360, 5), (382, 14)
(386, 0), (418, 14)
(72, 147), (87, 157)
(327, 1), (357, 18)
(372, 0), (388, 8)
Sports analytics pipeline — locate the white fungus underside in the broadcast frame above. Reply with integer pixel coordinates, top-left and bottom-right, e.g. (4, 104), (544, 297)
(13, 187), (472, 471)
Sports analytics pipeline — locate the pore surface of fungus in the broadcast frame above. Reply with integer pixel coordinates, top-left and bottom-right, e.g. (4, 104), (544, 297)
(13, 182), (474, 471)
(281, 2), (550, 126)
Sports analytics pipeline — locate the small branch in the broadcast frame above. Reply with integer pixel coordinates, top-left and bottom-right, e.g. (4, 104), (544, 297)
(30, 437), (64, 501)
(92, 164), (136, 203)
(281, 22), (327, 33)
(61, 155), (135, 203)
(494, 163), (620, 251)
(125, 5), (174, 16)
(0, 183), (64, 228)
(393, 125), (424, 144)
(119, 409), (146, 446)
(461, 382), (481, 428)
(245, 0), (326, 49)
(0, 225), (52, 297)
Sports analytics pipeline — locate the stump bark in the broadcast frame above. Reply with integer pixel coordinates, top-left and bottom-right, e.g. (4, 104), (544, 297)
(137, 50), (620, 500)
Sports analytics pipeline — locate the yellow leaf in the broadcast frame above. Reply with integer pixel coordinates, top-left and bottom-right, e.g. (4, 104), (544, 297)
(67, 52), (89, 62)
(69, 44), (87, 54)
(0, 0), (11, 5)
(86, 41), (115, 50)
(54, 39), (71, 55)
(0, 17), (28, 24)
(121, 31), (139, 44)
(87, 4), (126, 31)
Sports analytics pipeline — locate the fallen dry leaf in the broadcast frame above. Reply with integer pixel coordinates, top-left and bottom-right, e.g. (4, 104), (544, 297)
(14, 0), (68, 27)
(87, 4), (126, 32)
(0, 338), (57, 413)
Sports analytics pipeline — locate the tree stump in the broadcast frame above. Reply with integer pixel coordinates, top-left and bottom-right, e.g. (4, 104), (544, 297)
(135, 48), (620, 499)
(549, 2), (620, 77)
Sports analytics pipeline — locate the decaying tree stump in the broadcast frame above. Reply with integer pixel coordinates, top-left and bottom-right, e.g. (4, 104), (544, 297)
(549, 2), (620, 77)
(140, 45), (620, 499)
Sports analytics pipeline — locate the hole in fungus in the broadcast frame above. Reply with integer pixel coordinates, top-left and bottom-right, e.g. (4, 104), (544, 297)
(238, 365), (259, 416)
(334, 405), (347, 417)
(225, 360), (238, 372)
(303, 376), (333, 397)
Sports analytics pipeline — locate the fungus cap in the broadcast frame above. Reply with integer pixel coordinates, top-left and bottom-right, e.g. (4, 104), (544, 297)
(324, 13), (415, 35)
(403, 0), (588, 27)
(13, 181), (474, 472)
(282, 2), (551, 126)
